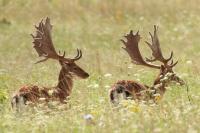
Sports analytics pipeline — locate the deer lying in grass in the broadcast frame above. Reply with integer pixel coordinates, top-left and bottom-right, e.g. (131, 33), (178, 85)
(110, 26), (185, 104)
(11, 17), (89, 108)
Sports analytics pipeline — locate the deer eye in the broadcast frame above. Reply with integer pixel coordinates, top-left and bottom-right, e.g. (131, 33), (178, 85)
(73, 67), (78, 70)
(65, 63), (72, 67)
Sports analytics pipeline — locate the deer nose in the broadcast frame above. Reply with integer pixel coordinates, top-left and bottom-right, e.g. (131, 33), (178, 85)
(84, 73), (89, 78)
(179, 79), (185, 86)
(175, 76), (185, 86)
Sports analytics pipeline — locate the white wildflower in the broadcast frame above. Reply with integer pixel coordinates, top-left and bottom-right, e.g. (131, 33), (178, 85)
(173, 27), (178, 31)
(136, 78), (141, 81)
(104, 73), (112, 77)
(128, 64), (133, 69)
(93, 84), (99, 88)
(87, 83), (99, 88)
(83, 114), (93, 120)
(83, 114), (95, 125)
(139, 16), (144, 21)
(186, 60), (192, 64)
(104, 85), (110, 89)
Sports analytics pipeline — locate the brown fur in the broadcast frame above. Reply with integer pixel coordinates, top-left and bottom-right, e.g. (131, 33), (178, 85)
(12, 62), (89, 107)
(109, 68), (184, 104)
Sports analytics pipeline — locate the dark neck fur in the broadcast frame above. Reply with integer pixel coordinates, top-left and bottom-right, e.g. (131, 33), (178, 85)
(56, 67), (73, 94)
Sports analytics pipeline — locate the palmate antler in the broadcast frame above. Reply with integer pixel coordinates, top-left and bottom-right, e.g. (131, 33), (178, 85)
(121, 30), (160, 69)
(31, 17), (82, 64)
(121, 26), (178, 69)
(145, 25), (178, 67)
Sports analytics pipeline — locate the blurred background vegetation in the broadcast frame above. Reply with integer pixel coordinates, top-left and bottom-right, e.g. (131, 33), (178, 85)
(0, 0), (200, 132)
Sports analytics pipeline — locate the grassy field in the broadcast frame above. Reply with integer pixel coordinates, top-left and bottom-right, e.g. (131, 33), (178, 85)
(0, 0), (200, 132)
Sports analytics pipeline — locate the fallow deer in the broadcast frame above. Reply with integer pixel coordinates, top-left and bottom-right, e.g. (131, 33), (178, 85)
(11, 17), (89, 109)
(110, 26), (185, 104)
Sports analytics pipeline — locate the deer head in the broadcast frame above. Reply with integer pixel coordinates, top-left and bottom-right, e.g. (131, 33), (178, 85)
(121, 25), (184, 87)
(31, 17), (89, 79)
(155, 64), (184, 86)
(58, 49), (89, 79)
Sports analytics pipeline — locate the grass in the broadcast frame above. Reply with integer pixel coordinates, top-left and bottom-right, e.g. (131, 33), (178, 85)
(0, 0), (200, 132)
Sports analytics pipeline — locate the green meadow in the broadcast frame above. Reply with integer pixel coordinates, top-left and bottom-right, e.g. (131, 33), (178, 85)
(0, 0), (200, 132)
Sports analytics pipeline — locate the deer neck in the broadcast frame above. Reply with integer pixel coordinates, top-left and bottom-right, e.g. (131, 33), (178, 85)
(56, 67), (73, 94)
(152, 73), (168, 96)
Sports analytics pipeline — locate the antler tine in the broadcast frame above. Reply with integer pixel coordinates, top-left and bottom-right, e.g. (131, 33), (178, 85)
(169, 60), (178, 67)
(166, 51), (174, 62)
(170, 59), (174, 65)
(34, 58), (48, 64)
(121, 30), (160, 69)
(58, 50), (66, 58)
(62, 51), (66, 57)
(32, 17), (85, 64)
(74, 49), (80, 59)
(72, 49), (82, 61)
(145, 25), (174, 65)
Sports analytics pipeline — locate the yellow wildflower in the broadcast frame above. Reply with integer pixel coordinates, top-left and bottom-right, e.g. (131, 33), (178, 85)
(154, 94), (161, 103)
(127, 104), (140, 113)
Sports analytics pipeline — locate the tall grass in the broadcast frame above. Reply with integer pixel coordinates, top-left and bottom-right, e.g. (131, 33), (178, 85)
(0, 0), (200, 132)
